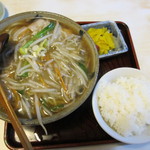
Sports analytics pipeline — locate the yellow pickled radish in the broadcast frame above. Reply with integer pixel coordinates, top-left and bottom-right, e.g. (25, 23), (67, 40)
(87, 27), (115, 55)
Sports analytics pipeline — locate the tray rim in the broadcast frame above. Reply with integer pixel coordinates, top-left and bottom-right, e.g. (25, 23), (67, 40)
(3, 20), (140, 150)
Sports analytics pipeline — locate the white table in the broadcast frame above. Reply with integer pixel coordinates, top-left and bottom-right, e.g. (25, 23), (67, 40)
(0, 0), (150, 149)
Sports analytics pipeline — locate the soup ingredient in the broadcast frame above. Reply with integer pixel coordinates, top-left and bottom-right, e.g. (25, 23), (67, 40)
(1, 18), (93, 132)
(19, 22), (56, 55)
(78, 62), (88, 75)
(97, 76), (150, 137)
(0, 33), (15, 73)
(0, 33), (9, 53)
(40, 98), (64, 113)
(28, 19), (50, 33)
(87, 27), (115, 55)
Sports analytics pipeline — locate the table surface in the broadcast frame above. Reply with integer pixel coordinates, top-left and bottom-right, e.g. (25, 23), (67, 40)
(0, 0), (150, 150)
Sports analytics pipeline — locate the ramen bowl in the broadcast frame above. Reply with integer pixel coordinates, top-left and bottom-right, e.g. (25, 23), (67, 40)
(0, 11), (99, 125)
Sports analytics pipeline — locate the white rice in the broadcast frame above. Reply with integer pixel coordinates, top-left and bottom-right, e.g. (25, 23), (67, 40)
(97, 76), (150, 137)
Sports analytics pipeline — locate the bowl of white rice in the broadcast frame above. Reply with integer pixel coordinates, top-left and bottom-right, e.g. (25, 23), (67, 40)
(92, 67), (150, 144)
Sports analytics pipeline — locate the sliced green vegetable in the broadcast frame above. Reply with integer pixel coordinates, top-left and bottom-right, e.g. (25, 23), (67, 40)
(78, 62), (95, 79)
(17, 60), (29, 77)
(40, 98), (64, 113)
(78, 62), (88, 74)
(20, 72), (28, 77)
(17, 90), (24, 95)
(40, 98), (48, 108)
(22, 60), (29, 66)
(31, 39), (48, 56)
(40, 39), (48, 47)
(19, 21), (56, 55)
(50, 104), (64, 112)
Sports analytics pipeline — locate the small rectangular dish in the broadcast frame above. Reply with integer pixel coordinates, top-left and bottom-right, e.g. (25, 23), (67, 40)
(81, 21), (128, 59)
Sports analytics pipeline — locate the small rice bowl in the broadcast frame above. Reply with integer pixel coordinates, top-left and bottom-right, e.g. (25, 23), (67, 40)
(92, 67), (150, 144)
(97, 76), (150, 137)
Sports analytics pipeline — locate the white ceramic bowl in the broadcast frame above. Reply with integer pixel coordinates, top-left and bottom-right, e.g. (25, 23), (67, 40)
(92, 67), (150, 144)
(0, 2), (5, 21)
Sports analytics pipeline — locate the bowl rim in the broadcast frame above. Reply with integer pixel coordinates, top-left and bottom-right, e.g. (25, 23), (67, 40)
(92, 67), (150, 144)
(0, 2), (5, 21)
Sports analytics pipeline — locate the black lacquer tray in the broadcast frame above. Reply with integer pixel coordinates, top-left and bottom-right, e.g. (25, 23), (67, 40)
(4, 21), (139, 149)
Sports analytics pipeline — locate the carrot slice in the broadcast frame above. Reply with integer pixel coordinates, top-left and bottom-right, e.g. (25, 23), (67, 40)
(54, 67), (67, 92)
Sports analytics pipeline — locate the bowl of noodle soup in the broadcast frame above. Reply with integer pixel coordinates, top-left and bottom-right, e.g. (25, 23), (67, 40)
(0, 11), (99, 130)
